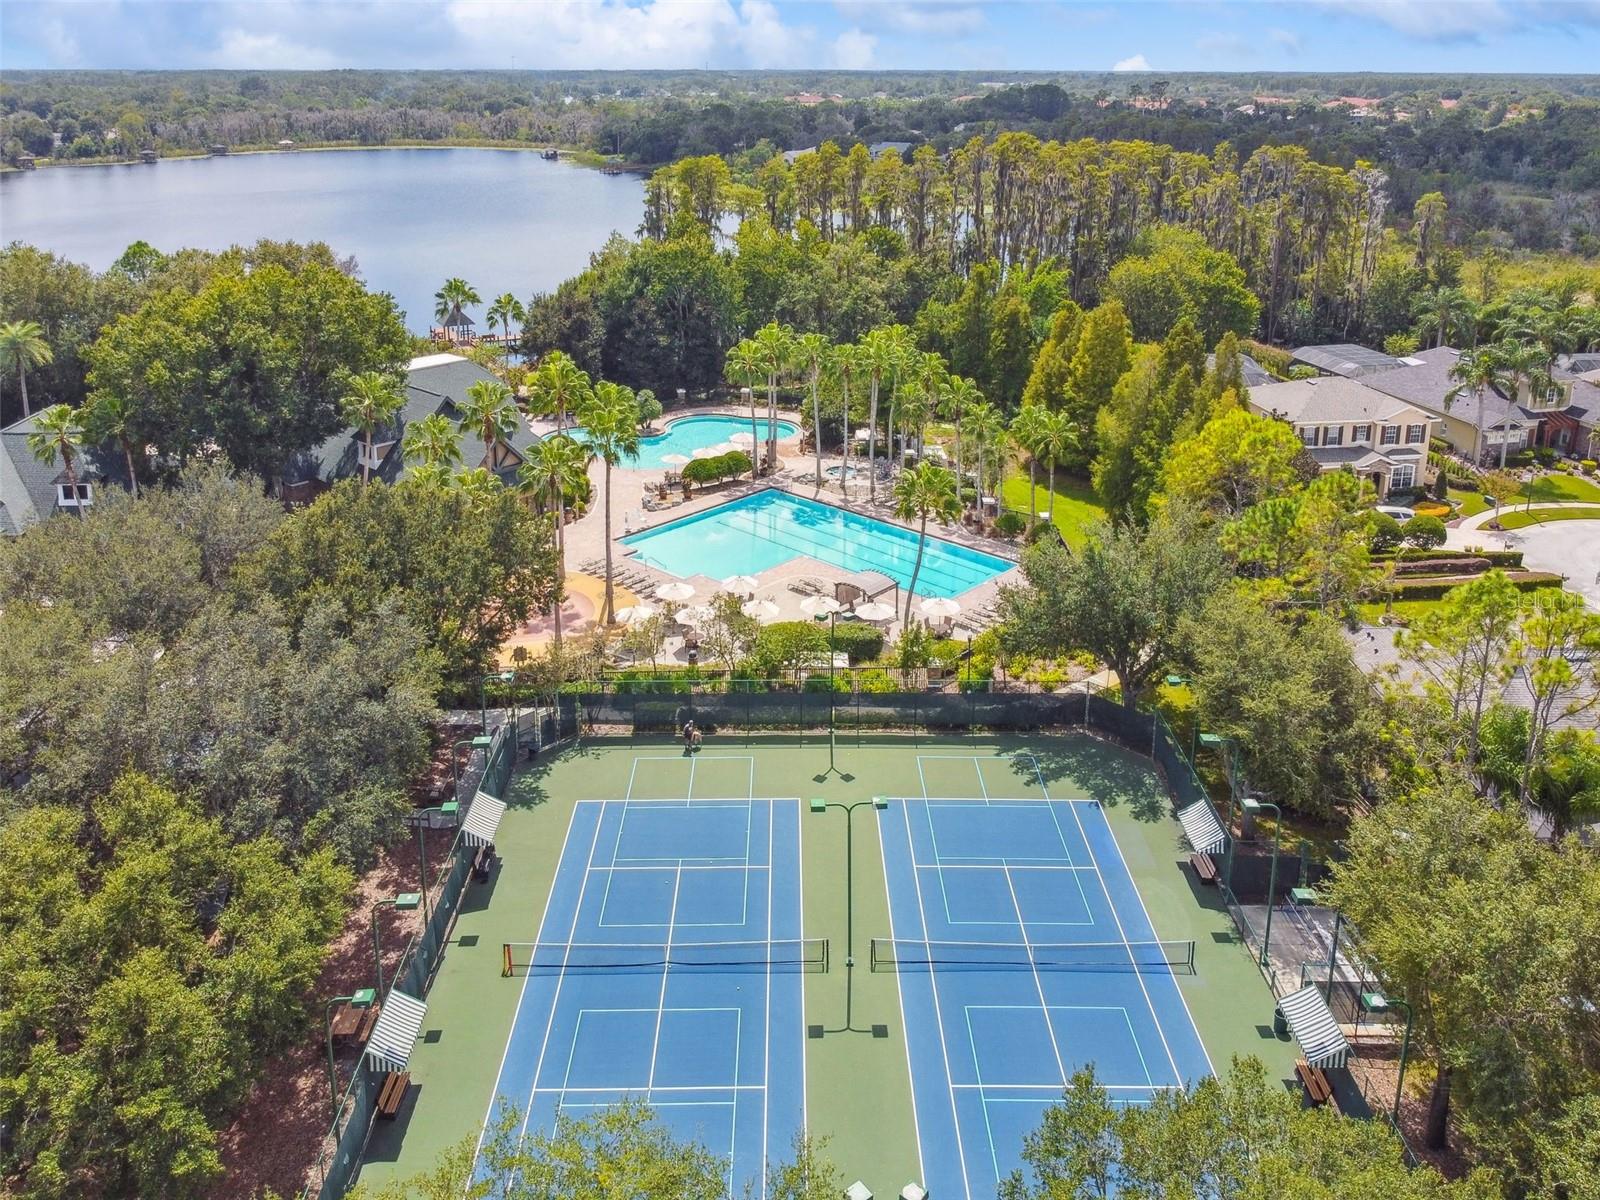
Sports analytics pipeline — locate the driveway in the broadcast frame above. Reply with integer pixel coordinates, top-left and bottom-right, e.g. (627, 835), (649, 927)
(1446, 509), (1600, 610)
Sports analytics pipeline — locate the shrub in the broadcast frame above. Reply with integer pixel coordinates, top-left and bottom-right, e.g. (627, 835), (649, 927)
(1581, 459), (1597, 474)
(1392, 546), (1523, 567)
(829, 621), (885, 663)
(1533, 446), (1557, 466)
(1432, 470), (1450, 500)
(993, 510), (1027, 538)
(750, 620), (827, 676)
(803, 672), (849, 693)
(1025, 519), (1055, 544)
(1412, 501), (1450, 519)
(1386, 573), (1563, 601)
(1287, 365), (1319, 380)
(1394, 556), (1489, 577)
(1368, 512), (1403, 553)
(1401, 514), (1447, 548)
(681, 450), (753, 487)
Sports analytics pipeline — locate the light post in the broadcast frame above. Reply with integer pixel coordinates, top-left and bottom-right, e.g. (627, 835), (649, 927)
(411, 802), (459, 926)
(812, 606), (845, 781)
(1242, 796), (1282, 969)
(808, 796), (888, 1035)
(1361, 991), (1415, 1122)
(451, 734), (492, 806)
(479, 669), (515, 735)
(324, 989), (375, 1109)
(370, 893), (421, 997)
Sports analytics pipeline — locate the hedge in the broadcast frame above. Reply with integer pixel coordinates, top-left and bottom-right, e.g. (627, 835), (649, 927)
(1384, 572), (1563, 601)
(682, 450), (753, 486)
(1383, 548), (1525, 567)
(829, 620), (886, 663)
(1394, 556), (1490, 576)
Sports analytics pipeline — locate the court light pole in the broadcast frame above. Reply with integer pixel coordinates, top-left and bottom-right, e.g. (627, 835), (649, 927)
(370, 893), (421, 997)
(479, 669), (515, 735)
(812, 609), (845, 781)
(410, 802), (459, 926)
(1242, 796), (1282, 969)
(324, 989), (375, 1110)
(1361, 991), (1415, 1122)
(809, 796), (888, 1035)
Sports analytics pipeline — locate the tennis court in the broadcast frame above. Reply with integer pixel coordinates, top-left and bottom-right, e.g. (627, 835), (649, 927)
(478, 753), (813, 1196)
(878, 752), (1215, 1199)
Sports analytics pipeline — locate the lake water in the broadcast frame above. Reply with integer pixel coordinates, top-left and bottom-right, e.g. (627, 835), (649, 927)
(0, 148), (644, 332)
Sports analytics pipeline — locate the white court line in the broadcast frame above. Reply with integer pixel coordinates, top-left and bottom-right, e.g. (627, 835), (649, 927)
(962, 1006), (1005, 1192)
(999, 865), (1067, 1085)
(877, 799), (928, 1191)
(540, 1083), (763, 1093)
(761, 791), (774, 1200)
(645, 868), (684, 1090)
(951, 1082), (1182, 1091)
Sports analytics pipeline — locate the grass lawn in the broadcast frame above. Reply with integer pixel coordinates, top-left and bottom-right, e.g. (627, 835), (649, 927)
(1448, 487), (1490, 518)
(1494, 505), (1600, 530)
(1001, 471), (1108, 550)
(1354, 597), (1452, 624)
(1520, 473), (1600, 505)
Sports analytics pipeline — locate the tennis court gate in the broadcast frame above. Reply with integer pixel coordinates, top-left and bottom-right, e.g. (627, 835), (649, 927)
(302, 723), (517, 1200)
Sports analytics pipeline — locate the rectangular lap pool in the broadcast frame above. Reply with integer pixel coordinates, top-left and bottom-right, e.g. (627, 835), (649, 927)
(620, 490), (1012, 597)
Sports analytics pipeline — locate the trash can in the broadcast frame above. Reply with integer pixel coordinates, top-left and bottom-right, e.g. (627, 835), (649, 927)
(1273, 1006), (1289, 1037)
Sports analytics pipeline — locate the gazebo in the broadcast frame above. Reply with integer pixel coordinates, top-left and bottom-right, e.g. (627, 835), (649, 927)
(439, 303), (475, 344)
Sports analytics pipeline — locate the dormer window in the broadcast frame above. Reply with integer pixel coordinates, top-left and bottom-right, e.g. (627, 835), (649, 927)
(56, 483), (93, 508)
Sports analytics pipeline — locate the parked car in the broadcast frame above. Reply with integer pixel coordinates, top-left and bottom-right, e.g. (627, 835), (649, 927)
(1375, 504), (1416, 521)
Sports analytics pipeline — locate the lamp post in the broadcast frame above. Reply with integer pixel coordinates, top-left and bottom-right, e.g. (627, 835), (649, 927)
(411, 802), (459, 926)
(808, 796), (888, 1035)
(324, 989), (375, 1109)
(1361, 991), (1415, 1122)
(370, 893), (422, 997)
(812, 609), (844, 780)
(451, 734), (492, 806)
(479, 670), (515, 735)
(1242, 796), (1282, 969)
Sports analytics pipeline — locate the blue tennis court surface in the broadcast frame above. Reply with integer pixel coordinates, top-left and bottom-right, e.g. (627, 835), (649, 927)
(879, 754), (1214, 1198)
(479, 755), (807, 1196)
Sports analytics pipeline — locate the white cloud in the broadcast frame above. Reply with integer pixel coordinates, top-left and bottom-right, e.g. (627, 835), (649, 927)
(1111, 52), (1151, 70)
(832, 27), (877, 68)
(1311, 0), (1511, 40)
(833, 1), (984, 35)
(208, 29), (341, 69)
(1269, 27), (1301, 52)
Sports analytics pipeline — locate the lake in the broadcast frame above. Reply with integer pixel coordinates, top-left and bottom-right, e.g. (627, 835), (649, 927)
(0, 147), (645, 332)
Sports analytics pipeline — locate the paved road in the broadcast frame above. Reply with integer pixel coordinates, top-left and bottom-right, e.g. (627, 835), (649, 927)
(1446, 509), (1600, 610)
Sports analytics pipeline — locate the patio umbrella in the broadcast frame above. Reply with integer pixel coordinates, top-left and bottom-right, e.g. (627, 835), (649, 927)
(741, 598), (780, 621)
(920, 597), (962, 619)
(728, 431), (756, 445)
(854, 601), (896, 622)
(655, 581), (696, 602)
(661, 453), (691, 467)
(721, 574), (760, 594)
(692, 446), (721, 459)
(799, 595), (842, 617)
(679, 604), (715, 626)
(615, 603), (658, 625)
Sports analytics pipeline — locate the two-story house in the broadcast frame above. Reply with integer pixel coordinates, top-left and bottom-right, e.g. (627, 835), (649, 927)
(0, 412), (133, 535)
(1247, 375), (1436, 498)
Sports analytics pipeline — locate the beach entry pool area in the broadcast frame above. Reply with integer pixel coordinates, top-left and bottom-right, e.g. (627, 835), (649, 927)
(572, 414), (799, 471)
(621, 490), (1012, 597)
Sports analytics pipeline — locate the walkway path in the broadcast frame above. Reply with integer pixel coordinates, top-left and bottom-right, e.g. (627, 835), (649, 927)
(1445, 502), (1600, 611)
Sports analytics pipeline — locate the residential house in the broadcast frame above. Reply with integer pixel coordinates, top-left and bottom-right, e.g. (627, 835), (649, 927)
(1205, 350), (1275, 391)
(1248, 375), (1435, 498)
(1547, 354), (1600, 460)
(0, 412), (133, 535)
(280, 353), (540, 504)
(1360, 347), (1540, 465)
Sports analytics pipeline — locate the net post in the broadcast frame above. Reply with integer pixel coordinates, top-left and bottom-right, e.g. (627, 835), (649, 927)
(501, 942), (513, 977)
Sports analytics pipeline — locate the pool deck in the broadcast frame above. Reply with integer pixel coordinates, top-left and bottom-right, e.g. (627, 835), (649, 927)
(528, 405), (1022, 641)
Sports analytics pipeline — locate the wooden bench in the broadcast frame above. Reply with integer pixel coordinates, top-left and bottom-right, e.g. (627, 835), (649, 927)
(328, 1002), (363, 1044)
(376, 1070), (409, 1120)
(1296, 1059), (1334, 1108)
(355, 1001), (381, 1048)
(1189, 852), (1219, 885)
(472, 844), (496, 884)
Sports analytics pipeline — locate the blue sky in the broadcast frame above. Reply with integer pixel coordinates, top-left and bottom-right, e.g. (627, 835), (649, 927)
(4, 1), (1600, 73)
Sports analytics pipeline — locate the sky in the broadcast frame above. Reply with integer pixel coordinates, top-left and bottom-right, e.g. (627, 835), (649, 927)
(4, 0), (1600, 75)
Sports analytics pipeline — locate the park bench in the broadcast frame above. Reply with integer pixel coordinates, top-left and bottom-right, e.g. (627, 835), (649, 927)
(1189, 852), (1219, 885)
(355, 1001), (381, 1048)
(1296, 1059), (1335, 1109)
(376, 1070), (410, 1120)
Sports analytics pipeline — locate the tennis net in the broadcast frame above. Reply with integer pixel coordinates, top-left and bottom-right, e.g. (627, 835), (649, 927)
(502, 938), (830, 976)
(869, 937), (1196, 974)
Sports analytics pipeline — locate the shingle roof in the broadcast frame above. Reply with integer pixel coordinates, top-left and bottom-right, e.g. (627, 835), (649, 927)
(1291, 343), (1404, 378)
(0, 413), (132, 535)
(1360, 346), (1533, 431)
(1248, 375), (1426, 425)
(1206, 351), (1275, 390)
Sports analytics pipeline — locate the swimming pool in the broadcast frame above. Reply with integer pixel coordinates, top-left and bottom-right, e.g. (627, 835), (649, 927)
(571, 414), (799, 471)
(621, 490), (1012, 597)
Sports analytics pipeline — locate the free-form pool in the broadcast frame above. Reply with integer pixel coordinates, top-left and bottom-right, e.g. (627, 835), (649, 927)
(571, 414), (799, 471)
(620, 490), (1012, 597)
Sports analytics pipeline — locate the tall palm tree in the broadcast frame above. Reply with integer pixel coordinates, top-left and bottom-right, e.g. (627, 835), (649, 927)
(877, 326), (915, 484)
(26, 403), (85, 518)
(525, 350), (592, 433)
(407, 461), (456, 490)
(82, 391), (141, 498)
(433, 278), (482, 326)
(1413, 286), (1475, 350)
(725, 338), (764, 466)
(908, 351), (948, 472)
(963, 401), (1005, 514)
(401, 411), (463, 473)
(829, 343), (863, 501)
(487, 293), (525, 347)
(941, 375), (981, 510)
(454, 466), (503, 509)
(893, 462), (961, 624)
(795, 332), (831, 489)
(577, 381), (641, 625)
(517, 433), (593, 649)
(752, 322), (795, 472)
(0, 320), (53, 418)
(860, 327), (903, 503)
(1446, 347), (1512, 468)
(455, 379), (520, 471)
(339, 371), (407, 484)
(1010, 405), (1051, 519)
(1036, 409), (1081, 526)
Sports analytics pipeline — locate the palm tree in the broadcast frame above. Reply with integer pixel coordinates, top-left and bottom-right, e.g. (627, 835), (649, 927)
(877, 326), (916, 484)
(860, 327), (904, 503)
(963, 401), (1005, 516)
(795, 332), (831, 489)
(577, 381), (641, 625)
(1446, 346), (1512, 469)
(454, 466), (503, 508)
(339, 371), (407, 484)
(455, 379), (520, 471)
(525, 350), (592, 433)
(829, 343), (863, 500)
(752, 322), (795, 472)
(487, 293), (525, 347)
(725, 338), (764, 467)
(407, 461), (456, 490)
(1010, 405), (1051, 519)
(26, 404), (85, 518)
(82, 391), (141, 498)
(908, 351), (947, 472)
(0, 320), (53, 418)
(941, 375), (981, 510)
(1036, 409), (1081, 526)
(893, 462), (961, 624)
(518, 433), (593, 648)
(401, 411), (463, 473)
(434, 278), (482, 326)
(1413, 286), (1475, 350)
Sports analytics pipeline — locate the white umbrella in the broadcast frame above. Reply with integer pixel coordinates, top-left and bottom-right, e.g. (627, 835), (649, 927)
(721, 574), (760, 594)
(800, 595), (842, 617)
(741, 598), (780, 621)
(655, 581), (696, 602)
(855, 601), (896, 622)
(615, 603), (658, 625)
(692, 446), (721, 459)
(920, 597), (962, 619)
(728, 431), (756, 445)
(680, 603), (715, 626)
(661, 453), (691, 467)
